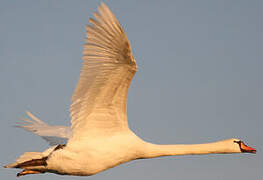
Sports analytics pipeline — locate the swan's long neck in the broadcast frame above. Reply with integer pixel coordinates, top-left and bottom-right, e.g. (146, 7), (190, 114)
(141, 140), (238, 159)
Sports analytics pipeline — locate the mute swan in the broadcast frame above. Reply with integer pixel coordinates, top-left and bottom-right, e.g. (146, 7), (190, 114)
(5, 2), (256, 177)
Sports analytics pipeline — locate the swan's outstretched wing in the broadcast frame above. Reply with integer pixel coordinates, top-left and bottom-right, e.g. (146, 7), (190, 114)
(16, 111), (72, 146)
(70, 3), (137, 140)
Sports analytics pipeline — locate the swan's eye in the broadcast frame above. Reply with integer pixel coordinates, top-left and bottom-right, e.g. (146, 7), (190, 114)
(233, 140), (242, 145)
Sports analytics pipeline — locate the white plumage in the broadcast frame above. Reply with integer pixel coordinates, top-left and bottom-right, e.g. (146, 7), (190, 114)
(16, 111), (71, 145)
(5, 2), (256, 177)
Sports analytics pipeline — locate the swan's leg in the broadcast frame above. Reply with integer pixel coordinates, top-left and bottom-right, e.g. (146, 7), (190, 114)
(17, 169), (43, 177)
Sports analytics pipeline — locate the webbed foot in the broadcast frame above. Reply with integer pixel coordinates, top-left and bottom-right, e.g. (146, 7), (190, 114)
(17, 169), (42, 177)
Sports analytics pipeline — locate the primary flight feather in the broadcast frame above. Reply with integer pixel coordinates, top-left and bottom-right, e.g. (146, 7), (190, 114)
(5, 2), (256, 177)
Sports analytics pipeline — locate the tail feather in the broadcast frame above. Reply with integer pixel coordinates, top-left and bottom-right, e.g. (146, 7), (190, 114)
(4, 152), (46, 168)
(13, 157), (48, 169)
(4, 146), (58, 169)
(17, 152), (44, 163)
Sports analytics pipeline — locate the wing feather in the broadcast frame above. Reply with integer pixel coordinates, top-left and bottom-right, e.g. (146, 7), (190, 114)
(69, 3), (137, 140)
(16, 111), (71, 146)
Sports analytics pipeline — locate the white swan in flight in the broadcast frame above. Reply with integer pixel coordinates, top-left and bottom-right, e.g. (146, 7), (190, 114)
(5, 2), (256, 177)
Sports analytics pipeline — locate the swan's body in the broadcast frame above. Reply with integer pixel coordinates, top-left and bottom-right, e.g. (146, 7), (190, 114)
(5, 3), (256, 177)
(34, 135), (243, 176)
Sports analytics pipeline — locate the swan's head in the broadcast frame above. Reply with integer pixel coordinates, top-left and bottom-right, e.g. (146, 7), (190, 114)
(222, 138), (256, 154)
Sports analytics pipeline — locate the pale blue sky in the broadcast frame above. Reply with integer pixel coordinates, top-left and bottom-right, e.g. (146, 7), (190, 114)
(1, 0), (262, 179)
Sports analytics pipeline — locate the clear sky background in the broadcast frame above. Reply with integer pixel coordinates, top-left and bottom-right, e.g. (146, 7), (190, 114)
(1, 0), (262, 179)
